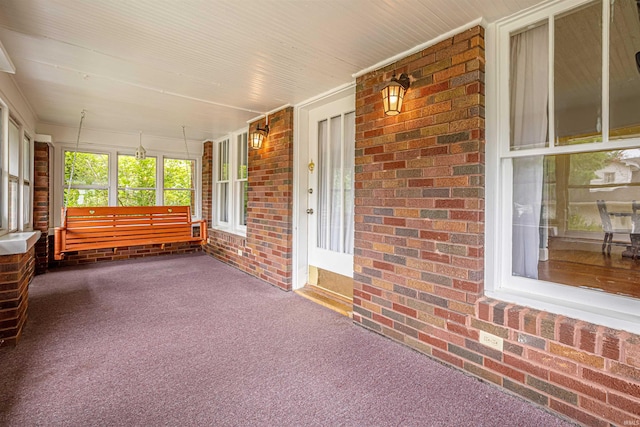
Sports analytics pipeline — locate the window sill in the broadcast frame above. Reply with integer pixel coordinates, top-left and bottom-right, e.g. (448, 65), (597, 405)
(0, 231), (41, 255)
(210, 226), (246, 239)
(486, 288), (640, 335)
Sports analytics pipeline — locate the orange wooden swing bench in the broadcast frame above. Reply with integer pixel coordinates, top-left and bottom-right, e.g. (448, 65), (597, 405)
(54, 205), (207, 260)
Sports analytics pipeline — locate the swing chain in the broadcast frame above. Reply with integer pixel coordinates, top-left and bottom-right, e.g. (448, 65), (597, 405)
(63, 110), (86, 219)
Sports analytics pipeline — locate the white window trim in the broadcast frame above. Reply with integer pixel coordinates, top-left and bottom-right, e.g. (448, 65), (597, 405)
(212, 129), (248, 237)
(486, 0), (640, 334)
(53, 143), (201, 229)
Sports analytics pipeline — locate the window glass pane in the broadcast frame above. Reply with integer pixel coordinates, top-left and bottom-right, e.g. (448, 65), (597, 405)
(23, 135), (31, 179)
(510, 22), (549, 150)
(218, 183), (228, 223)
(237, 133), (248, 179)
(118, 155), (156, 188)
(65, 151), (109, 186)
(218, 139), (229, 181)
(238, 181), (247, 226)
(117, 189), (156, 207)
(23, 183), (30, 225)
(512, 148), (640, 299)
(164, 158), (194, 189)
(554, 1), (603, 145)
(64, 189), (109, 207)
(9, 178), (17, 231)
(164, 189), (194, 211)
(609, 0), (640, 140)
(9, 120), (19, 176)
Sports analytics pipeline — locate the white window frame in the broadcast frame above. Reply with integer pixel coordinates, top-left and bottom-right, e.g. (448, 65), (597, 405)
(56, 145), (201, 227)
(0, 102), (6, 234)
(0, 99), (35, 237)
(486, 0), (640, 334)
(7, 117), (19, 232)
(213, 129), (248, 236)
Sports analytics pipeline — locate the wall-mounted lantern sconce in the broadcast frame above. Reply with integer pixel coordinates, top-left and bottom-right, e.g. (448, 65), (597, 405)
(249, 116), (269, 150)
(381, 73), (411, 116)
(135, 131), (147, 160)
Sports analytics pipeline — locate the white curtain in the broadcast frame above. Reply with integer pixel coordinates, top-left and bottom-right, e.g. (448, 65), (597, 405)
(343, 112), (355, 254)
(317, 113), (355, 255)
(511, 25), (548, 279)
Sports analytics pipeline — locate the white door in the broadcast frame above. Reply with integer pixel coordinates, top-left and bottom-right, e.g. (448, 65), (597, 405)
(307, 95), (355, 278)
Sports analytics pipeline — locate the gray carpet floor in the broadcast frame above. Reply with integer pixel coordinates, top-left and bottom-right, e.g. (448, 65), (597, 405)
(0, 253), (575, 426)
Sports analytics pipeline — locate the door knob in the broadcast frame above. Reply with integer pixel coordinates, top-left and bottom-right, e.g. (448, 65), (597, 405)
(306, 209), (314, 214)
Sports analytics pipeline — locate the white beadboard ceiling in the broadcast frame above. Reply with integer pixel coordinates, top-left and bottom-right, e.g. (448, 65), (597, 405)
(0, 0), (543, 142)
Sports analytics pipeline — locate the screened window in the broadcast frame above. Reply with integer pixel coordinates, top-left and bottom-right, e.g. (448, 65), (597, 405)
(214, 130), (248, 234)
(164, 158), (195, 212)
(63, 151), (109, 207)
(117, 154), (156, 206)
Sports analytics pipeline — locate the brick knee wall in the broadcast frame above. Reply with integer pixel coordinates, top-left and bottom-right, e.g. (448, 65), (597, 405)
(0, 248), (35, 347)
(48, 235), (202, 268)
(353, 25), (640, 426)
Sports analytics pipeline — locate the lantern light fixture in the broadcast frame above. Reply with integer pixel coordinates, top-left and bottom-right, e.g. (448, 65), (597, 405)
(249, 116), (270, 150)
(135, 131), (147, 160)
(381, 72), (411, 116)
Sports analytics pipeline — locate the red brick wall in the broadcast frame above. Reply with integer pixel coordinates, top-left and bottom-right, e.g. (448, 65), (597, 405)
(202, 141), (213, 228)
(353, 25), (640, 426)
(0, 248), (35, 347)
(203, 107), (293, 291)
(33, 142), (49, 274)
(49, 240), (202, 268)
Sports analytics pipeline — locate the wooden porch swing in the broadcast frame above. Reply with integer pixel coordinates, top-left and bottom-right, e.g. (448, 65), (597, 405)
(54, 113), (207, 261)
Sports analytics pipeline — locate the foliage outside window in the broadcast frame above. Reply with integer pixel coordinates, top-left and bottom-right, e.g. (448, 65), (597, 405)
(117, 155), (156, 206)
(494, 0), (640, 329)
(217, 138), (230, 224)
(214, 130), (248, 234)
(236, 133), (248, 227)
(64, 151), (109, 207)
(164, 158), (195, 212)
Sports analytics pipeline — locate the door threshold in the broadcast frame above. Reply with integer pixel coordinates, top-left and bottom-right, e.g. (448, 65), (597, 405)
(295, 284), (353, 318)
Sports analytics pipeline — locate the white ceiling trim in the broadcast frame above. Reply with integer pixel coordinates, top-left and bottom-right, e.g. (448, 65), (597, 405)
(246, 103), (292, 124)
(352, 17), (486, 78)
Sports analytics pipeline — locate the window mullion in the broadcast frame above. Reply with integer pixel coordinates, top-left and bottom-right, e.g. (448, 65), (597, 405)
(548, 16), (555, 148)
(601, 0), (610, 144)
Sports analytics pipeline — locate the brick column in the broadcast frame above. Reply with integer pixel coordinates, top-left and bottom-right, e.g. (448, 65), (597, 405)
(201, 141), (213, 228)
(33, 142), (50, 274)
(203, 107), (294, 291)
